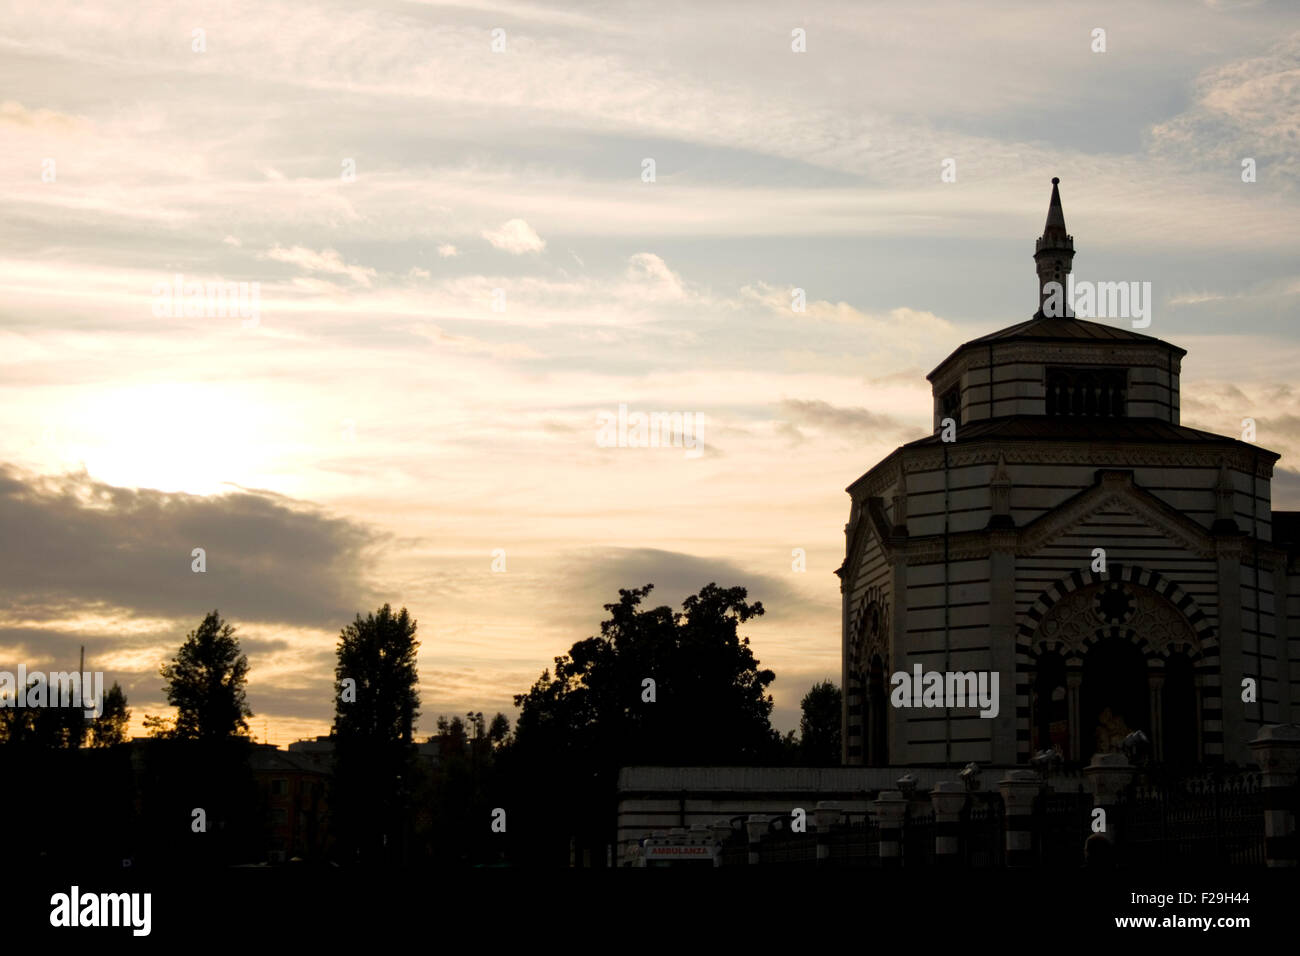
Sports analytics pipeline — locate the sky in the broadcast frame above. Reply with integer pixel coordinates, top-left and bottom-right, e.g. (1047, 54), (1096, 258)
(3, 0), (1300, 743)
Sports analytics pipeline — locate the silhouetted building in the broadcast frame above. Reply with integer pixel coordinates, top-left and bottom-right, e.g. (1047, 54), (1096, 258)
(250, 744), (330, 862)
(840, 179), (1299, 768)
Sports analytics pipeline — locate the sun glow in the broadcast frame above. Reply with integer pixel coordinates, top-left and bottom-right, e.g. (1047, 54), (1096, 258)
(55, 382), (276, 495)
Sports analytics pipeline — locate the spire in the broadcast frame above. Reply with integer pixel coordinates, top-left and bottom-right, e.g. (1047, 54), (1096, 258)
(1042, 177), (1067, 239)
(1034, 177), (1075, 318)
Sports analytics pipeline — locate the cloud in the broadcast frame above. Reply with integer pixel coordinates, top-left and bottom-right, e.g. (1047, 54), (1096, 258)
(551, 547), (834, 630)
(0, 464), (381, 629)
(0, 100), (85, 130)
(482, 218), (545, 254)
(437, 244), (459, 258)
(624, 252), (685, 301)
(1148, 31), (1300, 182)
(263, 246), (377, 286)
(778, 399), (912, 442)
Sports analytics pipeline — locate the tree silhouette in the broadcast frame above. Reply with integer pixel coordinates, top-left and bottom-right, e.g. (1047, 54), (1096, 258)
(797, 680), (842, 765)
(90, 682), (131, 747)
(506, 582), (779, 864)
(152, 610), (252, 740)
(488, 712), (511, 749)
(331, 603), (420, 864)
(0, 677), (89, 748)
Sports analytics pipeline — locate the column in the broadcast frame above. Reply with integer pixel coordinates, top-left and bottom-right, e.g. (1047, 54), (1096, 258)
(1215, 538), (1246, 763)
(1067, 672), (1082, 763)
(989, 539), (1018, 764)
(1148, 673), (1164, 763)
(1194, 674), (1205, 761)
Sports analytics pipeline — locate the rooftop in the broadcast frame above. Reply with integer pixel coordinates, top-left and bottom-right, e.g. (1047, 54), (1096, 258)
(900, 415), (1276, 453)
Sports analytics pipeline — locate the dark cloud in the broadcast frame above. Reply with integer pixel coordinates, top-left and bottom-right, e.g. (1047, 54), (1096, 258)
(778, 399), (912, 439)
(551, 547), (836, 633)
(0, 463), (381, 629)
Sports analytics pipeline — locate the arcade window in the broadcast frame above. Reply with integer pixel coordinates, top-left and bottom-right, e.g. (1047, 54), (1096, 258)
(1045, 366), (1126, 417)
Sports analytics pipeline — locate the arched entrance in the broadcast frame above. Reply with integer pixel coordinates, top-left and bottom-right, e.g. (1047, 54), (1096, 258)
(1081, 637), (1148, 762)
(1019, 567), (1217, 767)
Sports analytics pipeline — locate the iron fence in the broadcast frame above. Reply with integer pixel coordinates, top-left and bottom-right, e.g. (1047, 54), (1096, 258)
(1114, 773), (1265, 867)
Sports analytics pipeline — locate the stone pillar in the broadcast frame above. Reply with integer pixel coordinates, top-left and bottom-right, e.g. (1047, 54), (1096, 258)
(890, 555), (909, 764)
(1194, 673), (1206, 760)
(930, 782), (967, 866)
(998, 770), (1040, 867)
(1148, 673), (1164, 763)
(745, 815), (770, 866)
(1275, 566), (1292, 725)
(1084, 752), (1136, 850)
(1248, 724), (1300, 867)
(1067, 672), (1082, 762)
(814, 802), (844, 867)
(1215, 537), (1246, 763)
(989, 538), (1018, 764)
(873, 791), (908, 867)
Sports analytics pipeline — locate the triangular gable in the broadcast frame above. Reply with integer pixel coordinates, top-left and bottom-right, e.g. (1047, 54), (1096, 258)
(1017, 470), (1217, 558)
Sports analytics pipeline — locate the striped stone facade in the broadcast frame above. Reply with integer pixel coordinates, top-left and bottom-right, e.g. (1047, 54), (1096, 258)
(839, 181), (1299, 770)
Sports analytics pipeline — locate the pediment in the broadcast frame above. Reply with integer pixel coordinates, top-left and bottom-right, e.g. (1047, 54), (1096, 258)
(1017, 470), (1217, 559)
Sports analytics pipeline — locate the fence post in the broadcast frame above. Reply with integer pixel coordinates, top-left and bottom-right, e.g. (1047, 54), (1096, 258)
(930, 782), (967, 866)
(873, 791), (908, 867)
(745, 814), (770, 866)
(998, 770), (1040, 867)
(1248, 724), (1300, 868)
(1084, 752), (1135, 857)
(709, 820), (732, 867)
(814, 802), (844, 867)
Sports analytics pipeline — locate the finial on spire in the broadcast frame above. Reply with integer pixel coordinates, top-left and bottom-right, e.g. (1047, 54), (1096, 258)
(1042, 178), (1067, 238)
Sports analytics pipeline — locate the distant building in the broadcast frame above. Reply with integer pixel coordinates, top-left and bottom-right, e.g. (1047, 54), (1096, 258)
(288, 734), (441, 773)
(250, 744), (330, 862)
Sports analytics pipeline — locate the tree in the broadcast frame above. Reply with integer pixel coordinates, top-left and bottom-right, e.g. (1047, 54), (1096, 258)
(333, 604), (419, 744)
(435, 714), (468, 757)
(507, 582), (780, 863)
(797, 680), (842, 765)
(488, 712), (511, 749)
(0, 672), (94, 749)
(90, 683), (131, 747)
(154, 611), (252, 741)
(331, 603), (420, 863)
